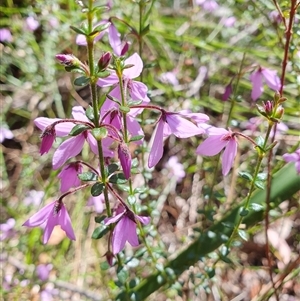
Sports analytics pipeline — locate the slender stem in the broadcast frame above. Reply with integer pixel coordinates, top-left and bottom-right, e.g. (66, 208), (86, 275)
(264, 3), (297, 300)
(86, 1), (111, 217)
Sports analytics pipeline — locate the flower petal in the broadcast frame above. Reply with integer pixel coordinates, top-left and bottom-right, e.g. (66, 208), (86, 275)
(250, 70), (263, 101)
(261, 68), (281, 91)
(123, 53), (143, 79)
(71, 106), (89, 122)
(148, 119), (164, 168)
(34, 118), (74, 136)
(221, 138), (237, 175)
(111, 218), (128, 254)
(125, 218), (139, 247)
(136, 215), (151, 225)
(23, 202), (55, 227)
(52, 135), (85, 170)
(196, 135), (228, 156)
(166, 114), (204, 138)
(59, 205), (76, 241)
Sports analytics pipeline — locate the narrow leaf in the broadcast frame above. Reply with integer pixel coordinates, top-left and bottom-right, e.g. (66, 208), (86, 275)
(69, 124), (90, 136)
(91, 182), (104, 196)
(78, 172), (98, 181)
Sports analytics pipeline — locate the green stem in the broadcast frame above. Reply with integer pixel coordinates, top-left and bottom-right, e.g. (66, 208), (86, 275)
(86, 2), (111, 217)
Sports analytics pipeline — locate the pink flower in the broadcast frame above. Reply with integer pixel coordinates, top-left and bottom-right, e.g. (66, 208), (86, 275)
(26, 16), (39, 31)
(34, 106), (113, 169)
(148, 111), (209, 168)
(160, 70), (179, 86)
(196, 0), (219, 12)
(36, 264), (53, 282)
(196, 127), (238, 176)
(165, 156), (185, 182)
(58, 162), (83, 192)
(250, 67), (281, 101)
(283, 149), (300, 174)
(0, 126), (13, 143)
(23, 201), (76, 244)
(104, 207), (150, 254)
(0, 218), (16, 241)
(0, 28), (13, 42)
(97, 53), (150, 105)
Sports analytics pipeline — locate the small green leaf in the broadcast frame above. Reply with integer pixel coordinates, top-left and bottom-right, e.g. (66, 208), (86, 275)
(91, 182), (104, 196)
(70, 25), (86, 35)
(134, 187), (147, 194)
(255, 136), (265, 148)
(92, 5), (109, 14)
(141, 24), (150, 36)
(249, 203), (264, 211)
(91, 127), (108, 140)
(74, 76), (90, 86)
(92, 225), (109, 239)
(238, 229), (249, 241)
(117, 268), (128, 284)
(89, 22), (111, 36)
(69, 124), (90, 136)
(238, 171), (253, 181)
(100, 261), (110, 271)
(109, 174), (127, 184)
(78, 172), (98, 181)
(95, 215), (107, 223)
(239, 208), (249, 216)
(65, 66), (84, 73)
(130, 135), (144, 142)
(127, 195), (136, 205)
(257, 173), (267, 181)
(128, 99), (143, 106)
(119, 106), (130, 114)
(96, 70), (111, 78)
(106, 93), (122, 105)
(86, 106), (94, 122)
(254, 180), (265, 190)
(107, 163), (119, 175)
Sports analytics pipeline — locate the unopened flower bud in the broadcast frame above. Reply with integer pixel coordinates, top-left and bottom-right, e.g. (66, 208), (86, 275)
(263, 100), (273, 114)
(40, 126), (56, 155)
(274, 105), (284, 119)
(55, 54), (81, 67)
(120, 42), (129, 56)
(118, 143), (131, 179)
(222, 82), (233, 101)
(98, 52), (112, 71)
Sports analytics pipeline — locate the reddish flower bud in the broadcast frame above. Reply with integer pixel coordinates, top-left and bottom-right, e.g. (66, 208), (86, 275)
(55, 54), (81, 67)
(263, 100), (273, 114)
(222, 82), (233, 101)
(40, 126), (56, 155)
(118, 143), (131, 179)
(98, 52), (112, 71)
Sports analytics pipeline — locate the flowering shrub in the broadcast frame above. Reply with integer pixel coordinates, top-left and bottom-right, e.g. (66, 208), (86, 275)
(1, 0), (300, 300)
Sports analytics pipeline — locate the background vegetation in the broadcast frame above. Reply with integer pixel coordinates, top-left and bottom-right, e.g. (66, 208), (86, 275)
(1, 0), (299, 300)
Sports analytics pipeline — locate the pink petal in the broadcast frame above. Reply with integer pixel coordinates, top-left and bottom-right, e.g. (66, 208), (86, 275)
(282, 153), (298, 163)
(196, 135), (228, 156)
(123, 53), (143, 79)
(52, 135), (85, 170)
(125, 218), (139, 247)
(59, 205), (76, 241)
(108, 24), (122, 56)
(97, 74), (119, 87)
(261, 68), (281, 91)
(250, 70), (263, 101)
(104, 211), (126, 225)
(221, 138), (237, 175)
(71, 106), (89, 122)
(23, 202), (55, 227)
(129, 81), (148, 101)
(43, 214), (57, 244)
(112, 218), (128, 254)
(136, 215), (151, 225)
(148, 119), (165, 168)
(34, 117), (74, 136)
(166, 114), (205, 138)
